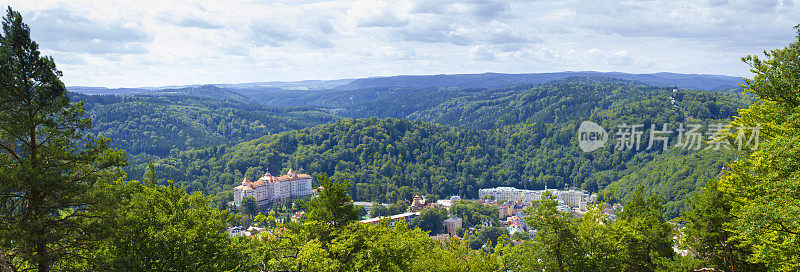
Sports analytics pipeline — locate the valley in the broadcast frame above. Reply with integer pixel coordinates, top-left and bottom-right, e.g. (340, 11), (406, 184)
(71, 74), (752, 219)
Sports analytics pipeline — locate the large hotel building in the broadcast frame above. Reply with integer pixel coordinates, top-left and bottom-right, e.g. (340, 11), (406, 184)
(233, 168), (314, 207)
(478, 186), (592, 208)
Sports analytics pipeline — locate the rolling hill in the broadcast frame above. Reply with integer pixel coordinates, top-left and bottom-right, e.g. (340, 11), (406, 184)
(142, 78), (752, 218)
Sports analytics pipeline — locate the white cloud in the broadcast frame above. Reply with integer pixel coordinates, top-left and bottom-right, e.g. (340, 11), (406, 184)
(3, 0), (797, 87)
(248, 22), (295, 47)
(609, 50), (634, 65)
(571, 0), (798, 48)
(463, 1), (510, 18)
(467, 45), (496, 61)
(160, 14), (223, 29)
(26, 8), (151, 54)
(345, 0), (409, 27)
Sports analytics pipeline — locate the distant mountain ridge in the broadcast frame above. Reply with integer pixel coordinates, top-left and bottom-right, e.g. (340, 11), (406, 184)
(333, 72), (744, 91)
(67, 71), (745, 96)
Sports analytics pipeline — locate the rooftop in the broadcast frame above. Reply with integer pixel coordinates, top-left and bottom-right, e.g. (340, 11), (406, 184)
(359, 212), (420, 224)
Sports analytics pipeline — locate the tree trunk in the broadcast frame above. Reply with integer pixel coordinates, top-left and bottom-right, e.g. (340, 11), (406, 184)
(31, 101), (48, 272)
(555, 244), (565, 272)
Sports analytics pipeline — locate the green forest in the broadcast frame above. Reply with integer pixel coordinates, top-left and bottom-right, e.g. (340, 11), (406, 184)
(148, 80), (749, 218)
(71, 92), (339, 158)
(2, 7), (799, 272)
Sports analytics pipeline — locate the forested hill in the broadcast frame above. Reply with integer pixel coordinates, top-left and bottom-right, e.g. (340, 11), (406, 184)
(408, 77), (746, 130)
(334, 71), (743, 92)
(68, 71), (744, 103)
(149, 80), (752, 218)
(70, 93), (339, 158)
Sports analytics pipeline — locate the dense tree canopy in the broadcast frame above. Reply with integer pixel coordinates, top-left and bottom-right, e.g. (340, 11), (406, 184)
(71, 93), (338, 158)
(152, 87), (747, 218)
(303, 173), (359, 228)
(0, 8), (126, 271)
(713, 26), (800, 271)
(410, 207), (448, 234)
(88, 180), (243, 271)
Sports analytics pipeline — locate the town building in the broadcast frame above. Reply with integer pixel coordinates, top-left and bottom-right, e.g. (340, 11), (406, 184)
(479, 187), (543, 203)
(508, 225), (525, 236)
(233, 169), (314, 207)
(410, 195), (426, 212)
(444, 216), (463, 236)
(558, 189), (588, 207)
(478, 186), (592, 208)
(436, 199), (453, 210)
(227, 226), (247, 237)
(504, 215), (525, 229)
(498, 203), (513, 219)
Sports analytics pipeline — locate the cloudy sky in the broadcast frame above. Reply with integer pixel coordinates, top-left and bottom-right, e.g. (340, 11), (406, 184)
(6, 0), (799, 88)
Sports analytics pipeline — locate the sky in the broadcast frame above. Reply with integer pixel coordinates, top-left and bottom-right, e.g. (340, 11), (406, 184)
(4, 0), (799, 88)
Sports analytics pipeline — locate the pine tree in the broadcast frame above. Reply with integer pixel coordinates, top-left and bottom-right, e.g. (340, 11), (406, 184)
(617, 188), (674, 272)
(0, 8), (125, 271)
(144, 155), (157, 187)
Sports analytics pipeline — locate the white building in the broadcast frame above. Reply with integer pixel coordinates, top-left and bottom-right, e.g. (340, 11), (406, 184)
(558, 189), (586, 207)
(233, 168), (313, 207)
(478, 187), (591, 208)
(479, 187), (543, 203)
(359, 212), (420, 228)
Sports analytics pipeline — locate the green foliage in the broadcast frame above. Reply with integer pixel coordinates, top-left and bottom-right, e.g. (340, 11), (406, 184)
(603, 148), (736, 219)
(340, 87), (476, 119)
(355, 205), (367, 217)
(571, 207), (626, 271)
(6, 4), (794, 271)
(89, 180), (243, 271)
(144, 155), (157, 186)
(451, 200), (500, 228)
(410, 78), (745, 130)
(241, 195), (258, 216)
(616, 188), (675, 271)
(243, 220), (436, 272)
(389, 199), (410, 214)
(242, 176), (435, 272)
(715, 26), (800, 271)
(0, 8), (126, 271)
(369, 202), (390, 217)
(146, 78), (750, 219)
(504, 190), (681, 272)
(424, 194), (439, 204)
(410, 207), (448, 234)
(511, 231), (529, 241)
(466, 226), (509, 250)
(70, 92), (338, 159)
(741, 25), (800, 108)
(682, 178), (765, 271)
(303, 173), (359, 228)
(525, 191), (577, 272)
